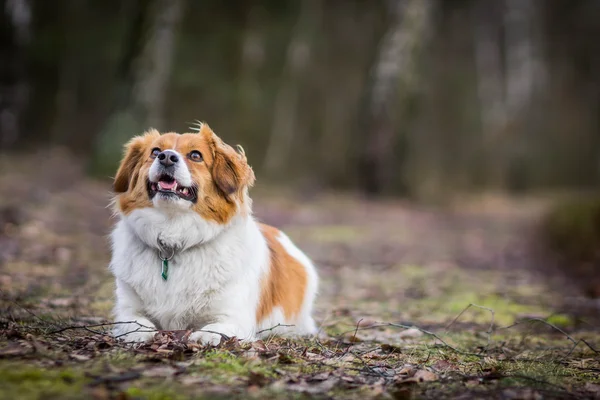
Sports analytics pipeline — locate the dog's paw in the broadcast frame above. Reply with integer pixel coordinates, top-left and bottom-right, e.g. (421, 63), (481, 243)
(117, 330), (157, 343)
(189, 323), (250, 346)
(112, 320), (157, 343)
(189, 330), (224, 346)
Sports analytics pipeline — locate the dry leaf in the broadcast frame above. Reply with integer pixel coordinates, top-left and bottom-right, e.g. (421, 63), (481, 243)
(413, 369), (438, 382)
(431, 359), (458, 371)
(398, 328), (424, 339)
(0, 342), (30, 357)
(141, 366), (179, 378)
(70, 353), (92, 361)
(395, 369), (438, 384)
(584, 383), (600, 394)
(248, 371), (270, 387)
(251, 340), (268, 352)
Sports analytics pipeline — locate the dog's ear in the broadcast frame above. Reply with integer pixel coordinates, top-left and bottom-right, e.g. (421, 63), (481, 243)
(197, 123), (255, 196)
(113, 129), (160, 193)
(212, 146), (255, 195)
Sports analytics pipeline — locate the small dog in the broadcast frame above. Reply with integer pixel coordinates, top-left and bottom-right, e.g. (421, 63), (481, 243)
(109, 123), (318, 344)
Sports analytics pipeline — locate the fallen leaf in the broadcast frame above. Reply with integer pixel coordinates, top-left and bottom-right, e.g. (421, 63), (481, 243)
(584, 382), (600, 394)
(395, 369), (438, 384)
(70, 353), (92, 361)
(381, 343), (402, 353)
(251, 340), (268, 352)
(356, 318), (378, 327)
(278, 352), (294, 364)
(413, 369), (438, 382)
(431, 359), (458, 371)
(180, 375), (206, 386)
(398, 328), (423, 339)
(0, 342), (30, 357)
(89, 371), (141, 386)
(396, 364), (417, 377)
(141, 366), (179, 378)
(307, 372), (330, 382)
(248, 371), (270, 387)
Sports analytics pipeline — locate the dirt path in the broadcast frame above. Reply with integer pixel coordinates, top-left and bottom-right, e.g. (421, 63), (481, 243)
(0, 153), (599, 399)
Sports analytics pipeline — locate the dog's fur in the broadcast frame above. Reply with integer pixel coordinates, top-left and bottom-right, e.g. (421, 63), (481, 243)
(109, 124), (318, 345)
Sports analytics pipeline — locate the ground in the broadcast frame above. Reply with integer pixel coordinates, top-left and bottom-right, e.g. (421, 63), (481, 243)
(0, 151), (599, 400)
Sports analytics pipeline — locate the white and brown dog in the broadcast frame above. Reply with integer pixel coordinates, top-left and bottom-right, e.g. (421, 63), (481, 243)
(109, 123), (318, 345)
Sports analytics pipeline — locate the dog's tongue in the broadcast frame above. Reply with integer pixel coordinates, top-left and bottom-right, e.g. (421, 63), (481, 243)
(159, 180), (177, 190)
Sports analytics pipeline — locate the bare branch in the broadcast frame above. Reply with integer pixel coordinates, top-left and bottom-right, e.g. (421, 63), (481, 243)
(444, 303), (495, 351)
(257, 323), (295, 335)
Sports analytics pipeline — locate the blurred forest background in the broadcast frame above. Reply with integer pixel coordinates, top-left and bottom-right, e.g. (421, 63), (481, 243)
(1, 0), (599, 200)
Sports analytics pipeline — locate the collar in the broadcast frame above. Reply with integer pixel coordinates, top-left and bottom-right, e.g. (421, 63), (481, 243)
(157, 238), (177, 281)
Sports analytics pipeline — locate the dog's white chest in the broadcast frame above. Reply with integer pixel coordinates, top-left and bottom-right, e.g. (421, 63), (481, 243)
(112, 231), (232, 330)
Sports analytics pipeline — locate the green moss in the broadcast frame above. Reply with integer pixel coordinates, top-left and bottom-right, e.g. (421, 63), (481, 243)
(188, 349), (276, 383)
(124, 386), (188, 400)
(543, 196), (600, 261)
(0, 363), (86, 400)
(545, 314), (574, 328)
(288, 225), (365, 243)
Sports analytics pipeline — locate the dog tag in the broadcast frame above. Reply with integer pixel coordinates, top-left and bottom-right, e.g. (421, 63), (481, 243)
(161, 259), (169, 281)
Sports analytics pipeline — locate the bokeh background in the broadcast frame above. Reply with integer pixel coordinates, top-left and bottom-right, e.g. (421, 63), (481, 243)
(1, 3), (600, 397)
(2, 0), (600, 197)
(1, 0), (600, 297)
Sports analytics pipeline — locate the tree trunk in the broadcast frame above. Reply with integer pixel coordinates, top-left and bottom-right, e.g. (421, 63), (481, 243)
(262, 0), (320, 178)
(472, 1), (506, 141)
(0, 0), (31, 150)
(135, 0), (184, 130)
(473, 0), (542, 191)
(50, 0), (84, 146)
(90, 0), (185, 175)
(358, 0), (434, 195)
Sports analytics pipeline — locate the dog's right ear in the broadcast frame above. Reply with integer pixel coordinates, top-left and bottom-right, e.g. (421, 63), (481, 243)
(113, 129), (160, 193)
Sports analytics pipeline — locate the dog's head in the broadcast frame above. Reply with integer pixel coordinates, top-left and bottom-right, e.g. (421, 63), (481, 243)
(113, 123), (255, 224)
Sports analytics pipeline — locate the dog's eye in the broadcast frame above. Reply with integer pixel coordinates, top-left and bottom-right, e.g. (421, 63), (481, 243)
(188, 150), (203, 162)
(150, 148), (161, 158)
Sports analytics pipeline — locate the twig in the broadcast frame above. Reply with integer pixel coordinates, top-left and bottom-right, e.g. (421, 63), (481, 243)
(352, 318), (362, 344)
(338, 322), (484, 357)
(444, 303), (495, 352)
(257, 323), (295, 335)
(0, 290), (60, 328)
(48, 321), (155, 335)
(349, 350), (389, 378)
(566, 339), (600, 357)
(498, 317), (600, 358)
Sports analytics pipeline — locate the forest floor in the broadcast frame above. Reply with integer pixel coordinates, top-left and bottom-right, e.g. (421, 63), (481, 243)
(0, 151), (599, 400)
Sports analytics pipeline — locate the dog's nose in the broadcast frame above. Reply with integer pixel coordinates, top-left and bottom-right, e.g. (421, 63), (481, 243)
(158, 150), (179, 167)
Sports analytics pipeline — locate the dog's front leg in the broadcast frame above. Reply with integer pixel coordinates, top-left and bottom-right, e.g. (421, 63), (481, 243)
(112, 279), (158, 343)
(189, 284), (257, 346)
(189, 321), (255, 346)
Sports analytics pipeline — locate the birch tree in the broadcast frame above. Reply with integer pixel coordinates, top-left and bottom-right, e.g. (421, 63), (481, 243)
(473, 0), (544, 189)
(91, 0), (185, 174)
(359, 0), (434, 195)
(0, 0), (31, 149)
(262, 0), (321, 177)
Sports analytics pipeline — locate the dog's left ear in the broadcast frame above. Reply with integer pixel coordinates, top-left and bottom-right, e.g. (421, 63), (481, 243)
(212, 146), (255, 195)
(113, 129), (160, 193)
(198, 123), (255, 196)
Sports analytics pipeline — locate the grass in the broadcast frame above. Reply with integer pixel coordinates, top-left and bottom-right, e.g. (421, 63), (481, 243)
(0, 153), (599, 399)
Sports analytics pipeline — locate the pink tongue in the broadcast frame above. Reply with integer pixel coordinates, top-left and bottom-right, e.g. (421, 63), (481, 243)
(159, 180), (177, 190)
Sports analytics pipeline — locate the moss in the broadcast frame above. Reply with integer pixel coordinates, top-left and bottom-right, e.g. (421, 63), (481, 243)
(545, 314), (574, 328)
(542, 196), (600, 262)
(288, 225), (365, 243)
(0, 363), (86, 400)
(124, 386), (189, 400)
(188, 349), (276, 384)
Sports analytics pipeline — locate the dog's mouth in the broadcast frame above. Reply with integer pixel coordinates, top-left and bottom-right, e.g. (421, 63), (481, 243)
(148, 175), (197, 202)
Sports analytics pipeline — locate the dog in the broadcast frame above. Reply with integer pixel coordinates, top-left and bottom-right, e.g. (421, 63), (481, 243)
(108, 123), (318, 345)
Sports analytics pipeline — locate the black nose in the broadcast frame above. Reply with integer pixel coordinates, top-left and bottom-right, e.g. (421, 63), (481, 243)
(157, 150), (179, 167)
